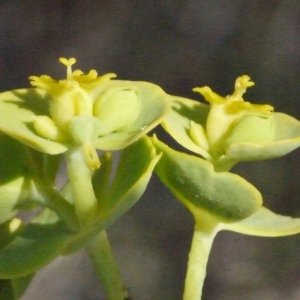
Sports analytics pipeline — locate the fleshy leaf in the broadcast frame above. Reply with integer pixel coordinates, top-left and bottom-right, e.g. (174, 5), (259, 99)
(0, 209), (75, 279)
(0, 279), (13, 300)
(104, 135), (161, 210)
(0, 273), (34, 300)
(152, 136), (262, 222)
(61, 136), (161, 254)
(0, 89), (68, 154)
(92, 152), (113, 204)
(221, 206), (300, 237)
(0, 134), (39, 224)
(0, 218), (24, 250)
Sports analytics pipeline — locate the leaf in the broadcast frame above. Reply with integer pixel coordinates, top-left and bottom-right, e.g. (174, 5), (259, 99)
(61, 136), (161, 254)
(0, 134), (39, 224)
(152, 136), (262, 222)
(0, 209), (75, 279)
(0, 273), (35, 300)
(222, 206), (300, 237)
(0, 88), (68, 154)
(0, 218), (24, 250)
(0, 279), (14, 300)
(92, 152), (113, 204)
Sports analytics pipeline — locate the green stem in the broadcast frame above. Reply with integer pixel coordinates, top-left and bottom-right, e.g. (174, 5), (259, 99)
(86, 231), (129, 300)
(65, 146), (98, 226)
(183, 218), (219, 300)
(65, 146), (129, 299)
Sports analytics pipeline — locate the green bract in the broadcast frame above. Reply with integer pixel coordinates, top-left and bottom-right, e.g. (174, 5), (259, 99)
(162, 75), (300, 171)
(222, 206), (300, 237)
(0, 136), (161, 278)
(0, 134), (38, 224)
(0, 58), (170, 168)
(152, 136), (262, 222)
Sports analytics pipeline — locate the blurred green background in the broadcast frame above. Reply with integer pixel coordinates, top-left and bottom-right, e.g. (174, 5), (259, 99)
(1, 1), (300, 299)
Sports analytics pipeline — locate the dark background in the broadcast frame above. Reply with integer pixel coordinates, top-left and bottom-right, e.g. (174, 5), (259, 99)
(1, 1), (300, 299)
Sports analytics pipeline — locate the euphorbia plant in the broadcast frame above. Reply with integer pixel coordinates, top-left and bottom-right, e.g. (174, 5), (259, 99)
(0, 58), (170, 299)
(0, 59), (300, 300)
(155, 75), (300, 299)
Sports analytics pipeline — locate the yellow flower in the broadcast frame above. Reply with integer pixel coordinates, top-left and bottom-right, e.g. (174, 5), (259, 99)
(29, 58), (117, 142)
(192, 75), (274, 159)
(162, 75), (300, 171)
(0, 58), (170, 169)
(29, 58), (140, 168)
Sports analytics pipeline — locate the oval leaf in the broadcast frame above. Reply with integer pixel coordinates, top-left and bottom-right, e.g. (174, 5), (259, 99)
(0, 209), (74, 279)
(0, 134), (38, 224)
(152, 136), (262, 222)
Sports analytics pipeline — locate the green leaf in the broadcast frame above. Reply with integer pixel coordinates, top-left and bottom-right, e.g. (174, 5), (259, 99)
(0, 275), (34, 300)
(0, 88), (68, 154)
(0, 218), (24, 250)
(0, 134), (39, 224)
(93, 81), (171, 150)
(0, 279), (14, 300)
(92, 152), (113, 204)
(0, 273), (35, 300)
(0, 209), (75, 279)
(105, 136), (160, 209)
(152, 136), (262, 222)
(61, 136), (161, 254)
(222, 206), (300, 237)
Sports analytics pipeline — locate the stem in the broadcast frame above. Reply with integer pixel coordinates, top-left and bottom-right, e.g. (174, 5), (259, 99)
(183, 218), (219, 300)
(65, 146), (129, 299)
(65, 146), (98, 226)
(86, 231), (130, 300)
